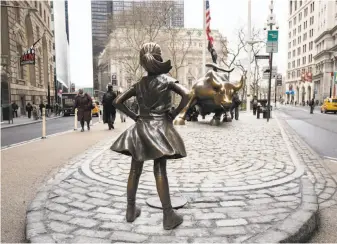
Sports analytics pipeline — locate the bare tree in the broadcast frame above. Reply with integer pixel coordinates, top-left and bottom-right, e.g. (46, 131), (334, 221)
(103, 2), (176, 84)
(163, 28), (194, 80)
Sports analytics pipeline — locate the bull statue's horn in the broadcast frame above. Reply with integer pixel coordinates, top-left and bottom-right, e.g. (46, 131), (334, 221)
(206, 63), (235, 73)
(232, 75), (245, 91)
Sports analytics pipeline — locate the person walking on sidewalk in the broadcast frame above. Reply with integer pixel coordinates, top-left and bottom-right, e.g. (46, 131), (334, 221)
(310, 98), (315, 114)
(75, 89), (92, 132)
(102, 84), (117, 130)
(11, 102), (18, 118)
(39, 102), (45, 119)
(26, 102), (33, 119)
(111, 42), (189, 230)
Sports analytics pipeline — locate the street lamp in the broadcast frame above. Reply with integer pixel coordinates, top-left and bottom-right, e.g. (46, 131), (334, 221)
(264, 0), (278, 122)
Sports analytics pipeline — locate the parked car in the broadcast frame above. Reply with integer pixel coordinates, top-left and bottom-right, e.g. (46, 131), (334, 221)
(321, 97), (337, 114)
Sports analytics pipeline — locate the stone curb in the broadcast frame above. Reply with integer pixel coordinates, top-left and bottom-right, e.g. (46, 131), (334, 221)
(246, 114), (319, 243)
(1, 116), (63, 130)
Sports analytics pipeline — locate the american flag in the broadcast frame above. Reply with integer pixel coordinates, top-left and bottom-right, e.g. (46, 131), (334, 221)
(206, 0), (214, 45)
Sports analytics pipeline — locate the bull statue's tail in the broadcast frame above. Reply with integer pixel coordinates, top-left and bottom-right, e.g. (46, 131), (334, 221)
(206, 63), (235, 73)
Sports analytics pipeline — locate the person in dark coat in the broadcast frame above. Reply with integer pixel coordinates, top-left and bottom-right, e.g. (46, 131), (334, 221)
(310, 98), (315, 114)
(74, 89), (92, 132)
(39, 102), (45, 118)
(102, 84), (117, 130)
(230, 92), (241, 120)
(26, 102), (33, 119)
(111, 42), (189, 230)
(252, 96), (258, 115)
(11, 102), (18, 118)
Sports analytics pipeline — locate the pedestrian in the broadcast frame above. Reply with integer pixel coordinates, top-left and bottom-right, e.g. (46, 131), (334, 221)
(54, 103), (59, 116)
(310, 98), (315, 114)
(26, 102), (33, 119)
(252, 96), (258, 115)
(39, 101), (45, 118)
(74, 89), (93, 132)
(32, 102), (39, 120)
(11, 102), (18, 118)
(230, 92), (241, 120)
(111, 42), (189, 230)
(102, 84), (117, 130)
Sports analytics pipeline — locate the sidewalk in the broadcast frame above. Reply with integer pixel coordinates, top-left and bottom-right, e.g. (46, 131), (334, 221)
(23, 113), (327, 243)
(1, 114), (62, 129)
(1, 119), (133, 243)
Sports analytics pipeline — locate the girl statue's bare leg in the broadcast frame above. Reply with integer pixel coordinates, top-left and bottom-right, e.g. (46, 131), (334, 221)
(126, 158), (143, 222)
(154, 158), (183, 230)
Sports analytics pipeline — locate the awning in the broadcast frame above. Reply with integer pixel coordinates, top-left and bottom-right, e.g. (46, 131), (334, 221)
(285, 91), (295, 95)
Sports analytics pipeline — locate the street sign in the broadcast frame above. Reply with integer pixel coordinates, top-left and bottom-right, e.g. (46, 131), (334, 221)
(267, 30), (279, 42)
(255, 55), (270, 60)
(266, 41), (278, 53)
(266, 30), (279, 53)
(262, 66), (277, 79)
(276, 74), (282, 86)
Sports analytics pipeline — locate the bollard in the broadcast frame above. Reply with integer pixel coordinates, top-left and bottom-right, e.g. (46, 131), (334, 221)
(74, 108), (78, 130)
(41, 108), (46, 139)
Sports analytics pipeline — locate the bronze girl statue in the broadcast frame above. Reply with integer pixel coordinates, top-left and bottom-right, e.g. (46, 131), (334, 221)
(111, 42), (189, 230)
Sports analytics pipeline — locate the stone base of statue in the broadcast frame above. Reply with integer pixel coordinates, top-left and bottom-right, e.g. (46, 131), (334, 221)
(146, 196), (187, 210)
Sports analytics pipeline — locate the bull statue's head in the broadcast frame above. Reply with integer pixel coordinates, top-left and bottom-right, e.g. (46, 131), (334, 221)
(205, 64), (245, 107)
(213, 75), (244, 107)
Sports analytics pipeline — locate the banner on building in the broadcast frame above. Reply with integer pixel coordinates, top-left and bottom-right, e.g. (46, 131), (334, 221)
(301, 71), (312, 82)
(20, 37), (42, 66)
(20, 47), (35, 65)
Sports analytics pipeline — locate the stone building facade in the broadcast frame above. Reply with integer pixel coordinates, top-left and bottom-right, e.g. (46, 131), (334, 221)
(1, 1), (55, 117)
(97, 28), (226, 96)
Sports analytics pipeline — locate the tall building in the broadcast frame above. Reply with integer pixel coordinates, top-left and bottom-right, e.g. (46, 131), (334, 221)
(1, 1), (55, 120)
(97, 28), (225, 97)
(90, 0), (185, 91)
(52, 0), (70, 97)
(285, 0), (317, 104)
(64, 0), (69, 43)
(312, 0), (337, 100)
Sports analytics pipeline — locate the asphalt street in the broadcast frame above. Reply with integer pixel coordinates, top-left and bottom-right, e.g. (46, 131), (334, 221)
(278, 105), (337, 159)
(1, 116), (99, 147)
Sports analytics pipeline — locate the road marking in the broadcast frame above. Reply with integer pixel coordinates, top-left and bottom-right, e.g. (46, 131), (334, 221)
(324, 156), (337, 163)
(1, 121), (100, 151)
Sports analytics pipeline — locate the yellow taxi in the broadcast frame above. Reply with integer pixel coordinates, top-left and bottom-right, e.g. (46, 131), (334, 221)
(321, 97), (337, 114)
(92, 100), (101, 117)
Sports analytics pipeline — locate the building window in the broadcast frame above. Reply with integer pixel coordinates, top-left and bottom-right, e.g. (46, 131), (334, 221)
(49, 40), (51, 52)
(288, 52), (291, 59)
(39, 3), (42, 16)
(292, 60), (295, 68)
(303, 32), (307, 41)
(35, 1), (37, 8)
(302, 56), (306, 65)
(50, 64), (53, 85)
(17, 44), (23, 79)
(289, 20), (292, 28)
(36, 26), (40, 38)
(297, 59), (301, 67)
(294, 17), (297, 25)
(303, 44), (307, 53)
(309, 54), (312, 63)
(304, 7), (308, 17)
(309, 41), (313, 50)
(297, 69), (301, 77)
(14, 2), (20, 23)
(48, 17), (50, 28)
(293, 50), (296, 57)
(44, 10), (46, 22)
(38, 57), (42, 84)
(297, 47), (301, 55)
(299, 12), (302, 21)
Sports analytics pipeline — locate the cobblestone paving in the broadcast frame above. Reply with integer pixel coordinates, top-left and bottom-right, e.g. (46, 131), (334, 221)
(276, 113), (337, 209)
(26, 114), (319, 243)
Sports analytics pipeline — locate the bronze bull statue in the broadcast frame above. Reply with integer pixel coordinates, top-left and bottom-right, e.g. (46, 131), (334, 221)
(174, 63), (245, 126)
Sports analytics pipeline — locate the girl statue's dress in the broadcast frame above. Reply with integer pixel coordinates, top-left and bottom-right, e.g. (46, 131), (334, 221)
(111, 42), (189, 230)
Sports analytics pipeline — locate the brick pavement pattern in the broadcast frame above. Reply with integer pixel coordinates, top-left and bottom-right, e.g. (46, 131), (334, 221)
(26, 113), (325, 243)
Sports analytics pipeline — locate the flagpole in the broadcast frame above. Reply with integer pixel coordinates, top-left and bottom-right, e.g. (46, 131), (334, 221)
(202, 0), (206, 75)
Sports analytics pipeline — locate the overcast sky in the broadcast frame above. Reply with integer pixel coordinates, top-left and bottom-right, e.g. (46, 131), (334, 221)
(68, 0), (288, 87)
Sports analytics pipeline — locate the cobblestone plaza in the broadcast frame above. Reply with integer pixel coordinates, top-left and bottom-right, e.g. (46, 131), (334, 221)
(25, 113), (337, 243)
